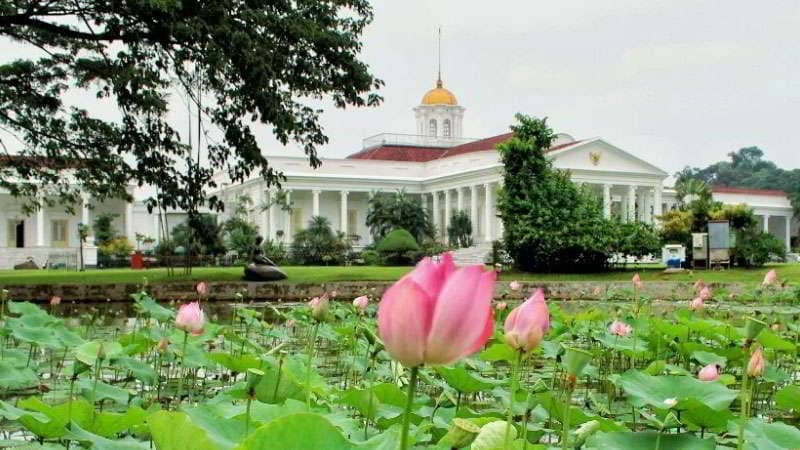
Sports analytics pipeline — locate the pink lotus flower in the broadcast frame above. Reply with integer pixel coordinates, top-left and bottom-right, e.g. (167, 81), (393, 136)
(699, 286), (711, 300)
(609, 320), (632, 337)
(697, 364), (720, 381)
(157, 337), (169, 353)
(176, 302), (205, 336)
(309, 294), (330, 321)
(762, 269), (777, 287)
(330, 290), (338, 298)
(747, 346), (766, 377)
(693, 279), (706, 291)
(504, 288), (550, 352)
(632, 273), (643, 289)
(377, 252), (495, 368)
(353, 295), (369, 311)
(50, 296), (62, 306)
(509, 281), (522, 291)
(495, 301), (508, 311)
(689, 297), (705, 311)
(196, 282), (208, 296)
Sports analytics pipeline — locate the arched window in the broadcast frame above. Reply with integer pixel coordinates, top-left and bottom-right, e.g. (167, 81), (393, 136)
(442, 119), (451, 137)
(428, 119), (437, 137)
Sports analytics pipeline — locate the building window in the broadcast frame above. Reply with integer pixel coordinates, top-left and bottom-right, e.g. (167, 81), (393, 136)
(428, 119), (437, 137)
(7, 220), (24, 248)
(443, 119), (451, 137)
(51, 219), (69, 247)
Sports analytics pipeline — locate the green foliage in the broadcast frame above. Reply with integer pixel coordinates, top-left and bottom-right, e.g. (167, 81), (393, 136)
(290, 216), (350, 265)
(612, 221), (662, 262)
(447, 211), (473, 248)
(710, 203), (757, 231)
(376, 228), (419, 265)
(224, 216), (259, 257)
(93, 213), (118, 247)
(98, 237), (133, 258)
(366, 190), (434, 242)
(658, 209), (693, 245)
(733, 229), (786, 267)
(497, 114), (615, 272)
(171, 214), (225, 256)
(0, 1), (382, 218)
(262, 239), (289, 265)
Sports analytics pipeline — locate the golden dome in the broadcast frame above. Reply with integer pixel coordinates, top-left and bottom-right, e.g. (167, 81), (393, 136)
(421, 79), (458, 105)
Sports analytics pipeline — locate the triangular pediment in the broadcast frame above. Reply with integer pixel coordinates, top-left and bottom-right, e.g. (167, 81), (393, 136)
(550, 138), (668, 176)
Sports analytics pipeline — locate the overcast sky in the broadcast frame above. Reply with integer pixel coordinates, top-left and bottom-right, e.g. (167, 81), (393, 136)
(2, 0), (798, 187)
(300, 0), (799, 174)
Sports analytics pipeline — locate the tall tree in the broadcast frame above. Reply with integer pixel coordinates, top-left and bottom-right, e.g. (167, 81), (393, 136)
(0, 0), (382, 215)
(366, 190), (433, 242)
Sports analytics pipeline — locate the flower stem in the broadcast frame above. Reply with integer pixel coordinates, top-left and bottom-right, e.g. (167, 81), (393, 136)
(562, 384), (575, 450)
(175, 331), (189, 408)
(505, 351), (523, 449)
(737, 347), (751, 450)
(305, 322), (319, 410)
(400, 366), (419, 450)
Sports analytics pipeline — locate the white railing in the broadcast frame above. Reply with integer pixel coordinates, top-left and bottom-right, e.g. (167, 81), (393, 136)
(361, 133), (477, 149)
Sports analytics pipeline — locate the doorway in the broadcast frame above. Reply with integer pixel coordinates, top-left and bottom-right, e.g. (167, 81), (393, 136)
(7, 220), (24, 247)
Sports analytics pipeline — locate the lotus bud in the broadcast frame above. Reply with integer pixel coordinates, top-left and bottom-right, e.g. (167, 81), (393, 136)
(509, 280), (522, 291)
(631, 273), (642, 289)
(157, 337), (169, 354)
(762, 269), (777, 287)
(176, 302), (205, 336)
(50, 296), (62, 306)
(440, 418), (480, 448)
(309, 294), (330, 321)
(196, 281), (209, 296)
(747, 346), (766, 377)
(495, 301), (507, 311)
(697, 363), (720, 381)
(353, 295), (369, 311)
(504, 288), (549, 352)
(689, 297), (704, 312)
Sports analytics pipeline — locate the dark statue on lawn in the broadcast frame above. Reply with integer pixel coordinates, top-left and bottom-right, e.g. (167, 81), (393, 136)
(244, 236), (287, 281)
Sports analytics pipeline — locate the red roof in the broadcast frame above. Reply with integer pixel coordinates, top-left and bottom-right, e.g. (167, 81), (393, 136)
(346, 132), (582, 162)
(711, 186), (787, 197)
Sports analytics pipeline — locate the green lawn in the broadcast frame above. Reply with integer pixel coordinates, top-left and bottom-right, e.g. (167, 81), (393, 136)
(0, 263), (795, 287)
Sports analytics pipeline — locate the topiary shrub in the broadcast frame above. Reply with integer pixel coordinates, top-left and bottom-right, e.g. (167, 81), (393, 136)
(376, 228), (419, 265)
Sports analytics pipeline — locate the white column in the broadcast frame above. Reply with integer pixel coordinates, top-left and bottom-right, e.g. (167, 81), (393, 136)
(36, 202), (45, 247)
(763, 214), (770, 233)
(152, 213), (160, 244)
(483, 183), (493, 242)
(602, 184), (611, 218)
(431, 192), (440, 240)
(312, 189), (321, 217)
(125, 201), (134, 241)
(267, 189), (276, 241)
(785, 216), (792, 253)
(470, 185), (479, 240)
(285, 190), (292, 241)
(653, 184), (663, 222)
(456, 187), (464, 212)
(340, 190), (349, 234)
(627, 185), (637, 223)
(81, 194), (90, 226)
(444, 189), (452, 237)
(640, 191), (650, 223)
(259, 189), (269, 238)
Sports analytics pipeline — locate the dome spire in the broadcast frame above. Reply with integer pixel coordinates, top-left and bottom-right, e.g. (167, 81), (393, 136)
(437, 26), (442, 87)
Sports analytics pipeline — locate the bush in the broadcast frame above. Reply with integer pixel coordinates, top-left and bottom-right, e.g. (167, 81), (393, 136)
(262, 239), (288, 265)
(447, 211), (473, 248)
(290, 216), (350, 265)
(733, 230), (786, 267)
(612, 221), (662, 263)
(366, 190), (434, 242)
(98, 237), (133, 258)
(376, 228), (419, 265)
(224, 216), (259, 257)
(359, 249), (382, 266)
(497, 114), (615, 272)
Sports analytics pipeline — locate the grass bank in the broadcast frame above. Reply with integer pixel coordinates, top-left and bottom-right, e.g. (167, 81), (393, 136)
(0, 263), (795, 287)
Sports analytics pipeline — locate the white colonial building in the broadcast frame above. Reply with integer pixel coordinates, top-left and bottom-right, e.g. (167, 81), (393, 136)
(0, 76), (796, 268)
